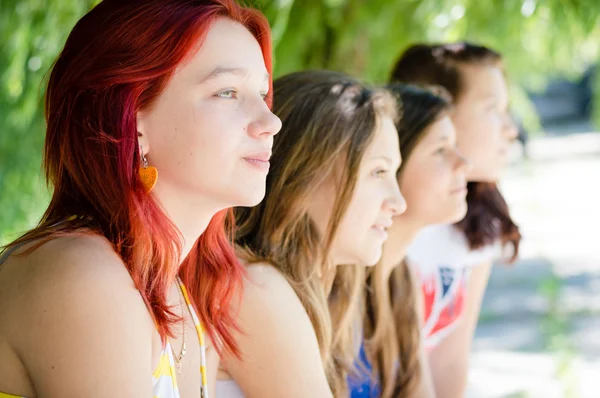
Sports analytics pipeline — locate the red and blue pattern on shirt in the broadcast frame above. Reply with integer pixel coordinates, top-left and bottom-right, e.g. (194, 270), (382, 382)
(418, 266), (471, 350)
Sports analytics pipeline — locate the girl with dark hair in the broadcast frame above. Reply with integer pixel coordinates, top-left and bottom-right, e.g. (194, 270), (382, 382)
(389, 42), (522, 398)
(350, 84), (469, 398)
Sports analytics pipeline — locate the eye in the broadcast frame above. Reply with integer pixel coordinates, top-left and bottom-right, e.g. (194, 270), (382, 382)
(215, 89), (237, 99)
(435, 147), (446, 155)
(372, 168), (388, 178)
(487, 102), (501, 112)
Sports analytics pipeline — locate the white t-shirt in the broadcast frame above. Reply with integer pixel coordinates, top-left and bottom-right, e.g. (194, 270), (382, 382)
(406, 224), (500, 349)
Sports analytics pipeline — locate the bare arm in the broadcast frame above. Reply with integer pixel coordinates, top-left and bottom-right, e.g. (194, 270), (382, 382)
(12, 236), (155, 397)
(409, 264), (436, 398)
(221, 264), (333, 398)
(427, 262), (492, 398)
(418, 345), (436, 398)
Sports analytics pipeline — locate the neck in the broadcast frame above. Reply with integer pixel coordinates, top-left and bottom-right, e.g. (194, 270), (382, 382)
(380, 213), (425, 282)
(153, 185), (223, 265)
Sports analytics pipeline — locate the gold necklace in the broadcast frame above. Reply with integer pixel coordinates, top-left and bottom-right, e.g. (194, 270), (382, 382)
(170, 282), (187, 374)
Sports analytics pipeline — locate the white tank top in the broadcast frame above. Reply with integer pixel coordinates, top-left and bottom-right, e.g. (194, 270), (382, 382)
(215, 380), (245, 397)
(406, 223), (501, 349)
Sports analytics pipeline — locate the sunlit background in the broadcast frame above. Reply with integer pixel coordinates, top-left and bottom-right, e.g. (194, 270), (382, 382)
(1, 1), (599, 397)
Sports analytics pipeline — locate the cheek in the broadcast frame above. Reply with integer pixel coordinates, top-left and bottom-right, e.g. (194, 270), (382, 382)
(145, 98), (249, 193)
(183, 104), (246, 168)
(188, 103), (239, 152)
(403, 164), (450, 212)
(401, 174), (427, 211)
(146, 92), (202, 156)
(334, 181), (382, 249)
(340, 184), (375, 230)
(460, 131), (492, 163)
(308, 188), (336, 237)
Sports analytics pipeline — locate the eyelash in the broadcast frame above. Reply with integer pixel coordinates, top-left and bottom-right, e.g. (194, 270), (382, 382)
(215, 89), (237, 99)
(214, 89), (269, 101)
(372, 168), (388, 177)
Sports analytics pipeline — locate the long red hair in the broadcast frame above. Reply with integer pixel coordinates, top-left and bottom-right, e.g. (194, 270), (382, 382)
(2, 0), (273, 356)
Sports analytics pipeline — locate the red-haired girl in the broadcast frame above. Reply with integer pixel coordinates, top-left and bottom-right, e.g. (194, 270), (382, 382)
(0, 1), (280, 397)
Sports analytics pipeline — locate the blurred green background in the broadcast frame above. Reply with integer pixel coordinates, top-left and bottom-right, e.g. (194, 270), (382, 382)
(2, 2), (600, 397)
(1, 0), (599, 243)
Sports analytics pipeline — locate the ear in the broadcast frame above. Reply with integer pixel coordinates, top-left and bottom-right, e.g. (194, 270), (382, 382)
(136, 110), (151, 156)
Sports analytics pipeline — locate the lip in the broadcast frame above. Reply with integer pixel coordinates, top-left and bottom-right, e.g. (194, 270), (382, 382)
(371, 225), (389, 241)
(371, 219), (392, 240)
(243, 151), (271, 172)
(451, 185), (468, 195)
(373, 219), (393, 229)
(244, 151), (271, 162)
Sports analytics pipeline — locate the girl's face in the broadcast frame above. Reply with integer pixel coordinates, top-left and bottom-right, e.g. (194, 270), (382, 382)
(308, 116), (407, 267)
(137, 17), (282, 213)
(451, 64), (518, 182)
(397, 115), (470, 226)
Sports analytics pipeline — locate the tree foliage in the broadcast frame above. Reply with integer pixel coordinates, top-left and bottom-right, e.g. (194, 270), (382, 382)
(0, 0), (598, 241)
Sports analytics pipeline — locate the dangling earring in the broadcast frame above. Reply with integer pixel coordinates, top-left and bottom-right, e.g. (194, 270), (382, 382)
(139, 145), (158, 193)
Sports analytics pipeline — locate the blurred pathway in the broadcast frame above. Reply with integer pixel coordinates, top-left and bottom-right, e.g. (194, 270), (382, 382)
(466, 130), (600, 398)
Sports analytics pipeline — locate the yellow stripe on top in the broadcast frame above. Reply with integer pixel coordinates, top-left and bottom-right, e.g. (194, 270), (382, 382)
(0, 393), (26, 398)
(177, 277), (209, 398)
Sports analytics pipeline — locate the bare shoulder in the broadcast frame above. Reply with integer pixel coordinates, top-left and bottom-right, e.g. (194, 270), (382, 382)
(244, 261), (292, 289)
(1, 234), (138, 312)
(222, 262), (332, 397)
(232, 260), (318, 354)
(240, 262), (306, 313)
(0, 234), (155, 395)
(0, 234), (152, 329)
(22, 233), (128, 279)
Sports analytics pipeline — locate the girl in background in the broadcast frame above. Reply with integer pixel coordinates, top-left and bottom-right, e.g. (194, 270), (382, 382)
(350, 84), (469, 398)
(219, 70), (405, 397)
(389, 42), (522, 398)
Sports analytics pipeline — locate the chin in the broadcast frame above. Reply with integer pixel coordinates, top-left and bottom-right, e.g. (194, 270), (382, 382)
(437, 204), (468, 225)
(225, 193), (264, 209)
(362, 249), (383, 267)
(232, 184), (267, 208)
(453, 203), (469, 222)
(470, 167), (502, 183)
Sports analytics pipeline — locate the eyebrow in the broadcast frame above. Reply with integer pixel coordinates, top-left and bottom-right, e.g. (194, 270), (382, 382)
(427, 133), (451, 147)
(199, 67), (270, 84)
(370, 155), (402, 167)
(475, 92), (495, 100)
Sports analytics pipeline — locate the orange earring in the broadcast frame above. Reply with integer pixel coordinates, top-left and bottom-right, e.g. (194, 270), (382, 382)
(139, 145), (158, 193)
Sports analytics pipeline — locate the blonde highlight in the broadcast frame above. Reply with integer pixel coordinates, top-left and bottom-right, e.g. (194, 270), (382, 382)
(235, 70), (397, 396)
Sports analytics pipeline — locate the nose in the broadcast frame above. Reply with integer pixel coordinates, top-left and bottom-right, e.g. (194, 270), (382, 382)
(247, 103), (282, 139)
(385, 182), (407, 216)
(503, 114), (519, 141)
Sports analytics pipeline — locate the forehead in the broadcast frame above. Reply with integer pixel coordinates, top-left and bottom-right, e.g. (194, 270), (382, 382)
(177, 17), (268, 79)
(459, 64), (507, 100)
(364, 116), (400, 160)
(417, 115), (456, 147)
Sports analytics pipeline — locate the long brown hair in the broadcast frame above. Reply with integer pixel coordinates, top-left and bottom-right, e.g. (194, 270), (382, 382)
(363, 84), (452, 398)
(234, 70), (397, 396)
(390, 42), (521, 261)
